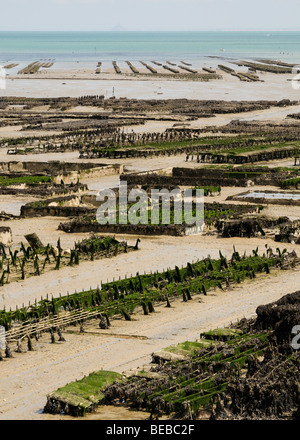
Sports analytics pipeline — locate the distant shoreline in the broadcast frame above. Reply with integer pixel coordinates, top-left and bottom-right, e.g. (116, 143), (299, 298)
(1, 30), (300, 64)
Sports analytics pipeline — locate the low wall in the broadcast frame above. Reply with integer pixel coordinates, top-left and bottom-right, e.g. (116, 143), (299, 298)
(53, 164), (123, 184)
(194, 147), (299, 165)
(275, 219), (300, 244)
(58, 220), (186, 236)
(21, 205), (95, 217)
(0, 161), (123, 178)
(0, 183), (87, 196)
(81, 194), (101, 207)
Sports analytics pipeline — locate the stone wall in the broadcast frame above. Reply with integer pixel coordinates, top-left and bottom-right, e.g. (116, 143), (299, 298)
(53, 164), (123, 184)
(58, 220), (186, 236)
(21, 205), (95, 218)
(195, 147), (299, 165)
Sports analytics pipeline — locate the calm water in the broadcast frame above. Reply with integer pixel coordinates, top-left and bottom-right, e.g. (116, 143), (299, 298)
(239, 191), (300, 200)
(1, 31), (300, 63)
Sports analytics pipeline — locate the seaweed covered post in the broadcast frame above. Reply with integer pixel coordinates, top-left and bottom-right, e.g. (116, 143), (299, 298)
(24, 233), (44, 251)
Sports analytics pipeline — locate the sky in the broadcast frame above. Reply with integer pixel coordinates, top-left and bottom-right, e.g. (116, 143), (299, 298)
(1, 0), (300, 31)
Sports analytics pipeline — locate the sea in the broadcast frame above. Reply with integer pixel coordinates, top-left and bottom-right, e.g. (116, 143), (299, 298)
(0, 31), (300, 68)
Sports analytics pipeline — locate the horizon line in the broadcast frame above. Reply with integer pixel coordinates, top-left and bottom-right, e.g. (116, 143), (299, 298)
(1, 29), (300, 32)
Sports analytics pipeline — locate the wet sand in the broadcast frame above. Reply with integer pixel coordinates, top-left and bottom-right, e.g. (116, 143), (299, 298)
(1, 174), (299, 421)
(1, 182), (299, 310)
(1, 101), (300, 146)
(2, 71), (299, 100)
(1, 68), (300, 419)
(1, 262), (300, 420)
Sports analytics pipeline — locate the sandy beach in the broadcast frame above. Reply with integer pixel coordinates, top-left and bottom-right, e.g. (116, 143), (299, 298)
(1, 261), (300, 420)
(0, 171), (299, 420)
(1, 46), (300, 420)
(1, 181), (299, 310)
(3, 71), (300, 101)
